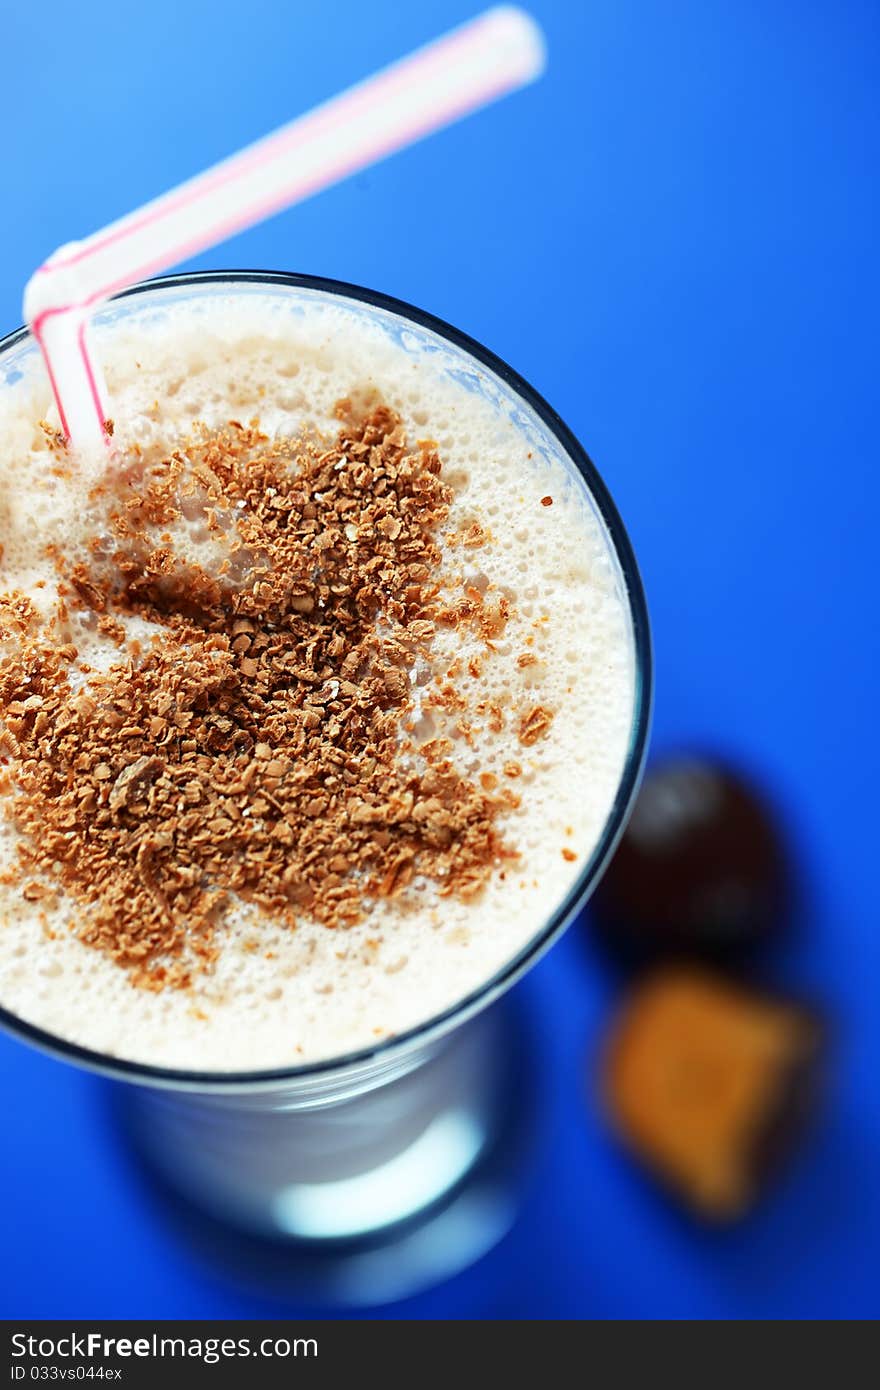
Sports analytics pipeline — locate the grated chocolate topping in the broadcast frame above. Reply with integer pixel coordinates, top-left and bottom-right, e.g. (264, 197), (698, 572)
(0, 400), (553, 991)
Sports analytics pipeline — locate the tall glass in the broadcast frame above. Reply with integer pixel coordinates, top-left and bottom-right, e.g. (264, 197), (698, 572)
(0, 273), (652, 1302)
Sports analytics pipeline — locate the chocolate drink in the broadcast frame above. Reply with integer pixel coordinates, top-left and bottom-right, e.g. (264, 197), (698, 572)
(0, 285), (637, 1072)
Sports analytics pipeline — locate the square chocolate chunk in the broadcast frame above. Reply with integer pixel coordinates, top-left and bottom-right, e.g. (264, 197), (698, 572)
(601, 968), (824, 1219)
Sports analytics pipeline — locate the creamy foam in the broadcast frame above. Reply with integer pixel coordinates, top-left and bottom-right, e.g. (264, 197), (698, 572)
(0, 285), (635, 1070)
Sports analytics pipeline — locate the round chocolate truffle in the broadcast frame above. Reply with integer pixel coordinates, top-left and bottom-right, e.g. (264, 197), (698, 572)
(589, 758), (791, 962)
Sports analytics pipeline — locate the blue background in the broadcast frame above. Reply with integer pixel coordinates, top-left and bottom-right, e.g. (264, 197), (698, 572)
(1, 0), (878, 1319)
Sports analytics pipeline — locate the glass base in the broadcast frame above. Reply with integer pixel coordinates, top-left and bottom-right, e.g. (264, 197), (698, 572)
(113, 997), (536, 1306)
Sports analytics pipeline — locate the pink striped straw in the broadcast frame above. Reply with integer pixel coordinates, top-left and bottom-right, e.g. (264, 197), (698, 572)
(23, 6), (545, 455)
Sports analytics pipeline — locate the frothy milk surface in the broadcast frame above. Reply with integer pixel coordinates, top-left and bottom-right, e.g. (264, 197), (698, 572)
(0, 287), (635, 1071)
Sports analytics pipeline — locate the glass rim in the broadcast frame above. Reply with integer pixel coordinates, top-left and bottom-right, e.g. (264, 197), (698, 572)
(0, 269), (653, 1089)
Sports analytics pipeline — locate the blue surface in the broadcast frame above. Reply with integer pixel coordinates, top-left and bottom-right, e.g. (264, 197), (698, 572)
(1, 0), (878, 1319)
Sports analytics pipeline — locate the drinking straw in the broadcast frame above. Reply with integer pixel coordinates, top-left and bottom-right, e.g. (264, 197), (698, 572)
(23, 6), (545, 455)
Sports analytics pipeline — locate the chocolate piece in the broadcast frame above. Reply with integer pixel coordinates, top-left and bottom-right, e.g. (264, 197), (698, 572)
(590, 758), (790, 962)
(600, 968), (824, 1220)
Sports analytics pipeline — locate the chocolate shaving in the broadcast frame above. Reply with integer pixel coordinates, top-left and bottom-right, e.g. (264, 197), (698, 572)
(518, 705), (554, 746)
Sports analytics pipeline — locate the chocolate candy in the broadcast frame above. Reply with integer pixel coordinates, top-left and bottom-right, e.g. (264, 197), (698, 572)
(590, 758), (790, 962)
(600, 968), (824, 1220)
